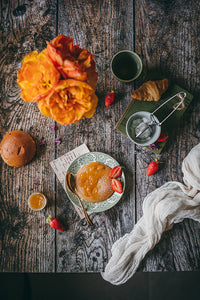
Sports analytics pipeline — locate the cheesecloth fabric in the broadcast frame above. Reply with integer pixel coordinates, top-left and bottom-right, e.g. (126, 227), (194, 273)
(102, 143), (200, 285)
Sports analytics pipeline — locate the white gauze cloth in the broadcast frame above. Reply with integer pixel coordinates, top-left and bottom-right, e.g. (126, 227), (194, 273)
(102, 143), (200, 285)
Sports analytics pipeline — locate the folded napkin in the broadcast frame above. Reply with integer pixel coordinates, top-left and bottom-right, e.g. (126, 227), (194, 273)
(102, 143), (200, 285)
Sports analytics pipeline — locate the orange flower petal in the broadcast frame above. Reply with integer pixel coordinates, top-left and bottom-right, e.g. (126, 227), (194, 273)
(39, 79), (98, 125)
(83, 94), (98, 118)
(86, 61), (98, 90)
(50, 35), (74, 59)
(62, 59), (87, 81)
(47, 35), (98, 86)
(37, 98), (52, 117)
(17, 35), (98, 125)
(17, 49), (60, 102)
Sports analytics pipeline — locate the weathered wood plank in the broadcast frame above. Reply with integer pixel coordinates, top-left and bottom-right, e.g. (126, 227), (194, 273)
(138, 220), (200, 272)
(0, 0), (199, 274)
(0, 0), (57, 272)
(56, 0), (135, 272)
(135, 0), (200, 271)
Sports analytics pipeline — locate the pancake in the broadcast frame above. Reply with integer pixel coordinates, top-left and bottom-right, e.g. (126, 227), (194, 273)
(75, 162), (113, 203)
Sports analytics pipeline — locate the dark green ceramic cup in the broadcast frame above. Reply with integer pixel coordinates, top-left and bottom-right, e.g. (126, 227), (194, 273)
(111, 50), (142, 82)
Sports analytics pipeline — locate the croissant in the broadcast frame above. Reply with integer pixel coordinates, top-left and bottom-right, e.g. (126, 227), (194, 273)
(131, 79), (170, 101)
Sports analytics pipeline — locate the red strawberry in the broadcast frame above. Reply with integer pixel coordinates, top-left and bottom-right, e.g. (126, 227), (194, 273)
(46, 215), (65, 232)
(109, 166), (123, 178)
(111, 179), (123, 193)
(157, 133), (168, 142)
(105, 91), (115, 107)
(147, 159), (159, 176)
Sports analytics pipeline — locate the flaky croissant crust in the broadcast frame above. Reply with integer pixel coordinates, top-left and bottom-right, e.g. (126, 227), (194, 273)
(131, 79), (170, 101)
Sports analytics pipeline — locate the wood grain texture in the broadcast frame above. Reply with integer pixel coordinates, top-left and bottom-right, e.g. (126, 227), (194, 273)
(0, 0), (57, 272)
(134, 0), (200, 271)
(56, 0), (135, 272)
(0, 0), (200, 273)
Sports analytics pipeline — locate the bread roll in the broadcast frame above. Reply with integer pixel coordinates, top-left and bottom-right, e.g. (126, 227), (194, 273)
(0, 130), (36, 167)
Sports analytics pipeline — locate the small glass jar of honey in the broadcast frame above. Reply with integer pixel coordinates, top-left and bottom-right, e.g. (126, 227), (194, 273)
(28, 193), (47, 211)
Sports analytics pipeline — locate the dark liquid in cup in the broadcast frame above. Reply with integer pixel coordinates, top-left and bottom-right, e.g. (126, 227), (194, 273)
(112, 52), (139, 81)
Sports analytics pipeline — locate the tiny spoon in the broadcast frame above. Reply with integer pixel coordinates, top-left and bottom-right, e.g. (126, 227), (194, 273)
(66, 173), (94, 227)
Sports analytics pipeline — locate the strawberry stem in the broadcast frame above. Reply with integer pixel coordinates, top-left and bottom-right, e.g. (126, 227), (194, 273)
(46, 215), (52, 224)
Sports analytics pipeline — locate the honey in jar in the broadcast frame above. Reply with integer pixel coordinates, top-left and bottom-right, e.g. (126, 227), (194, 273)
(28, 193), (47, 211)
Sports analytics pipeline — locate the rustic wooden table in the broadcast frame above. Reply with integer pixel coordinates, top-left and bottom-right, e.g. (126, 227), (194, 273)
(0, 0), (200, 273)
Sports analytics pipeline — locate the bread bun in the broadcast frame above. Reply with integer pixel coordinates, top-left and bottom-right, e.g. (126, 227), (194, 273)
(0, 130), (36, 167)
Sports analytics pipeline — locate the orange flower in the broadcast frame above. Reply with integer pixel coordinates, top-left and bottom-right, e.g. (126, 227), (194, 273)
(17, 35), (98, 125)
(47, 35), (97, 88)
(17, 49), (60, 102)
(38, 79), (98, 125)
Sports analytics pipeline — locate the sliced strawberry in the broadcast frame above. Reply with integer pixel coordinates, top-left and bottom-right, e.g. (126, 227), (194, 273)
(157, 132), (168, 142)
(111, 179), (123, 193)
(46, 215), (65, 232)
(147, 160), (159, 176)
(109, 166), (123, 178)
(105, 91), (115, 107)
